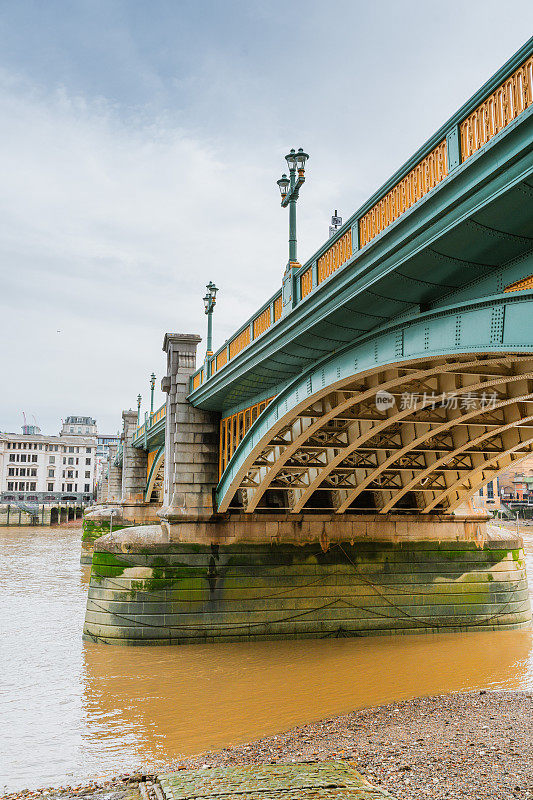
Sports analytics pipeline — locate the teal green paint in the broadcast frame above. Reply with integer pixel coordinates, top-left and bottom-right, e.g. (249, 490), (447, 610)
(446, 125), (461, 170)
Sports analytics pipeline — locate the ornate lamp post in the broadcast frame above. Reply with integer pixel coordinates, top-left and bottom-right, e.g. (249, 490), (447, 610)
(203, 281), (218, 375)
(277, 148), (309, 267)
(137, 394), (142, 426)
(149, 372), (156, 415)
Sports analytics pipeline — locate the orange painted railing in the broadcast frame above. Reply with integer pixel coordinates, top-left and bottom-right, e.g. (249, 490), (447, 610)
(229, 327), (251, 359)
(133, 402), (166, 442)
(273, 294), (282, 321)
(214, 348), (228, 373)
(317, 228), (353, 283)
(359, 141), (448, 248)
(219, 396), (276, 476)
(461, 55), (533, 160)
(151, 404), (166, 425)
(253, 306), (271, 338)
(300, 267), (313, 298)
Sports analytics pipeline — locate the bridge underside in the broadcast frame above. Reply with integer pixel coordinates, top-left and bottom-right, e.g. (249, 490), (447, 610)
(219, 352), (533, 515)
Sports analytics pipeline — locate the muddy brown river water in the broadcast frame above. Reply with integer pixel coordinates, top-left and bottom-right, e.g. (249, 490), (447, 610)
(1, 524), (532, 793)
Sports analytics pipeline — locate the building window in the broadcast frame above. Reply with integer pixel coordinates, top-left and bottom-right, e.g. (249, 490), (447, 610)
(31, 469), (37, 477)
(20, 468), (26, 477)
(20, 454), (26, 462)
(66, 483), (72, 492)
(49, 456), (55, 464)
(8, 468), (14, 476)
(7, 482), (13, 490)
(68, 457), (74, 465)
(84, 484), (90, 492)
(30, 482), (36, 491)
(48, 469), (54, 478)
(32, 455), (37, 462)
(47, 483), (54, 491)
(68, 447), (74, 453)
(86, 447), (91, 453)
(67, 470), (74, 479)
(9, 454), (15, 462)
(85, 458), (91, 465)
(85, 471), (90, 478)
(487, 482), (494, 499)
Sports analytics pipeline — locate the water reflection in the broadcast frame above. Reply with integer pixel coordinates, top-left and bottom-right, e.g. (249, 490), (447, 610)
(82, 629), (533, 765)
(1, 525), (532, 792)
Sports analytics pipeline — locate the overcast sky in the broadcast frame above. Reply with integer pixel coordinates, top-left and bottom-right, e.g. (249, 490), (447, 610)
(0, 1), (532, 435)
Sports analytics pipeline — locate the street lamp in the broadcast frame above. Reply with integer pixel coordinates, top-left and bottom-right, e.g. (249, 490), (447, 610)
(137, 394), (142, 426)
(203, 281), (219, 373)
(277, 147), (309, 265)
(149, 373), (156, 415)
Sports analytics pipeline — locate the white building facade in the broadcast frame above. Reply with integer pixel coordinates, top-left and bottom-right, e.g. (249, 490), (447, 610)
(0, 417), (98, 503)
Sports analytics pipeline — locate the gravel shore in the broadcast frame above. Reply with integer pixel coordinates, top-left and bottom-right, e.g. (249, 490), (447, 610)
(4, 690), (532, 800)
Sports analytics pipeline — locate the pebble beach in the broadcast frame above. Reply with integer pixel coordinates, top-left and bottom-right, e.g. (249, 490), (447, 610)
(4, 690), (532, 800)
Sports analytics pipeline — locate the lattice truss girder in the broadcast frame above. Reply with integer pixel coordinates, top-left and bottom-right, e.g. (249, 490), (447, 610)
(233, 355), (533, 514)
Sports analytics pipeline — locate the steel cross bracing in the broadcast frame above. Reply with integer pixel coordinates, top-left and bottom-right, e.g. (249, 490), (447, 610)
(220, 355), (533, 515)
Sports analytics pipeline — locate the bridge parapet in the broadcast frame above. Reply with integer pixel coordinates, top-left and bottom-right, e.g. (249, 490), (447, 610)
(189, 39), (533, 395)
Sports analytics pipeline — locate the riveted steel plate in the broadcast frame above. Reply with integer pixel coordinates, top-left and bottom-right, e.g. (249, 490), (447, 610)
(158, 762), (396, 800)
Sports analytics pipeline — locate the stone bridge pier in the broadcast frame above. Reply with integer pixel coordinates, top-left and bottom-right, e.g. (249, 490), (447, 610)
(106, 443), (122, 503)
(158, 333), (219, 525)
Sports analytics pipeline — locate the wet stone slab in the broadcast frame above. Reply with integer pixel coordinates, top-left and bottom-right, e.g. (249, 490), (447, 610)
(158, 762), (396, 800)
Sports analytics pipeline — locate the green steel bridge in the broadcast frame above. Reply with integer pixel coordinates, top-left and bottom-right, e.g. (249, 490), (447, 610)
(120, 38), (533, 517)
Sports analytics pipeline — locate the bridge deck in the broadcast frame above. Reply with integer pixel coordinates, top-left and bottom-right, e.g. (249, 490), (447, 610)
(188, 38), (533, 416)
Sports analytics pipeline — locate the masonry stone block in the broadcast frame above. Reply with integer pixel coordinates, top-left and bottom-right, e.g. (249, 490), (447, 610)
(106, 443), (122, 502)
(121, 409), (148, 504)
(159, 333), (220, 520)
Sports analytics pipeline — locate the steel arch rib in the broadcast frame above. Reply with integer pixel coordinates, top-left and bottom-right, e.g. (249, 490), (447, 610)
(377, 410), (533, 515)
(144, 445), (164, 503)
(444, 452), (533, 514)
(333, 374), (533, 513)
(219, 357), (532, 513)
(216, 294), (533, 513)
(422, 445), (533, 514)
(291, 361), (533, 514)
(245, 356), (521, 513)
(243, 364), (533, 513)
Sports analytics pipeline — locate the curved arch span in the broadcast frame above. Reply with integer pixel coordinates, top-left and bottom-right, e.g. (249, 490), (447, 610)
(145, 446), (165, 503)
(216, 294), (533, 516)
